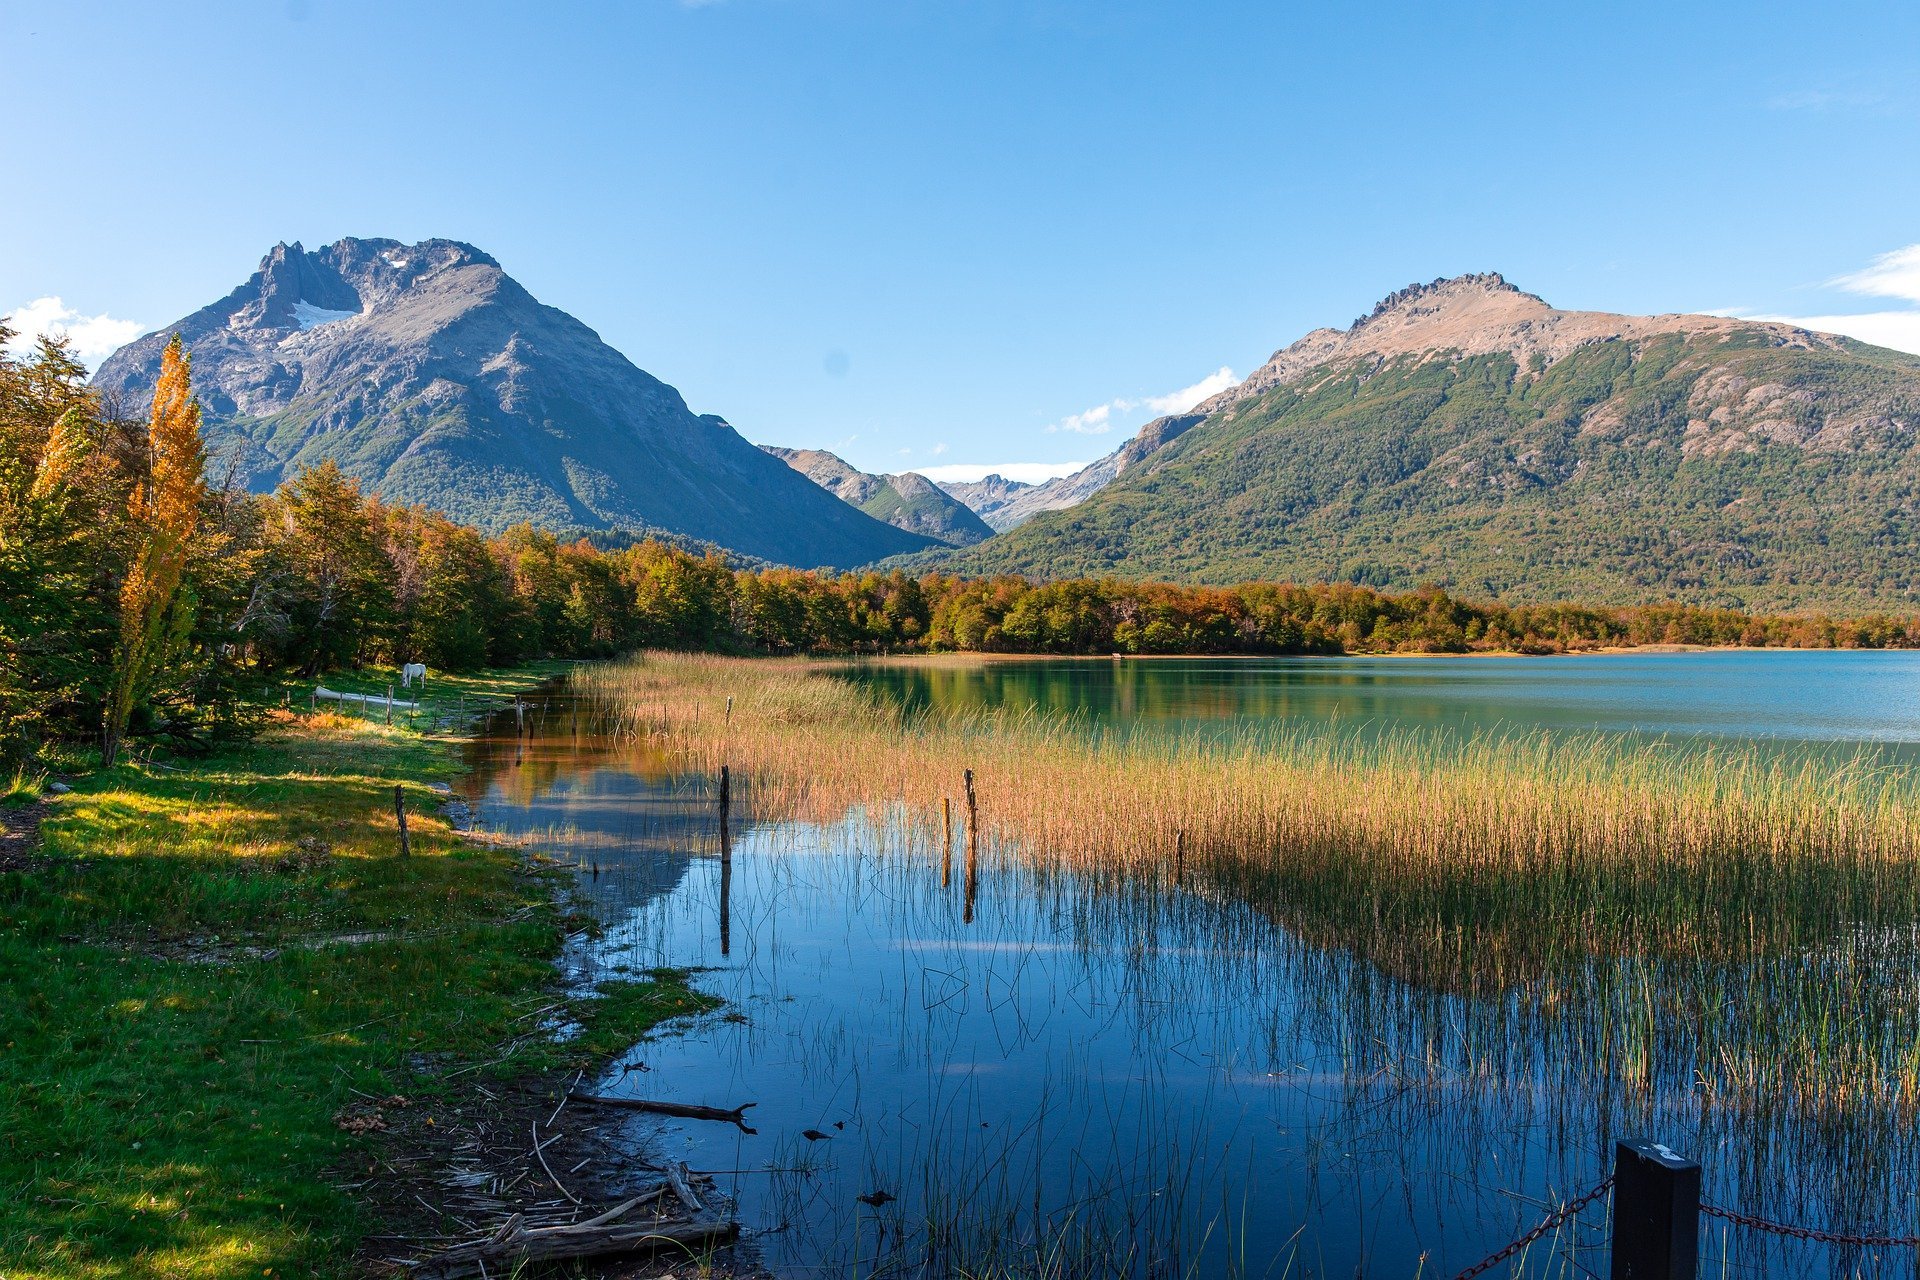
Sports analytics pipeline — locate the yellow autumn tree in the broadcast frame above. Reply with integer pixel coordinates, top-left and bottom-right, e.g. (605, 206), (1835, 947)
(102, 335), (206, 767)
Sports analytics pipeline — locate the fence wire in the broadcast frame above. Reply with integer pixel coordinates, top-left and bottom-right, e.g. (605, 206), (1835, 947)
(1702, 1202), (1920, 1249)
(1452, 1176), (1615, 1280)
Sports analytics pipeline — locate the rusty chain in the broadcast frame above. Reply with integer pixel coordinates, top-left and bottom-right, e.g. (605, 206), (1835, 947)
(1449, 1173), (1920, 1278)
(1452, 1176), (1615, 1280)
(1701, 1202), (1920, 1249)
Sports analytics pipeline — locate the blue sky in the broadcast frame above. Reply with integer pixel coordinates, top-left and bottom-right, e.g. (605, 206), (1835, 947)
(4, 0), (1919, 481)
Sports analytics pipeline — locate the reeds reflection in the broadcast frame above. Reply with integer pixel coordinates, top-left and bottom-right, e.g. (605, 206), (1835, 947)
(460, 659), (1920, 1277)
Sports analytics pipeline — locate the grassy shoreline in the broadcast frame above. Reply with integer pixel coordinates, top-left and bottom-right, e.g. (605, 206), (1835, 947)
(0, 663), (713, 1280)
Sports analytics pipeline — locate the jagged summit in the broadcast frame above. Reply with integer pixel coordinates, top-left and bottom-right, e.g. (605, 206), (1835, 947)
(1350, 272), (1542, 329)
(90, 237), (933, 569)
(221, 238), (503, 334)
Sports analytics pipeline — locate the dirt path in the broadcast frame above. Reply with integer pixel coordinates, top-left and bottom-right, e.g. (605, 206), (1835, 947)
(0, 797), (47, 873)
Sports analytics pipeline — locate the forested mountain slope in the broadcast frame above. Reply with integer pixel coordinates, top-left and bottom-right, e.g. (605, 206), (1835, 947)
(943, 275), (1920, 610)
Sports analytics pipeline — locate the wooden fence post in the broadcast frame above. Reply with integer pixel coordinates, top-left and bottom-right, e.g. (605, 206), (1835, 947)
(718, 765), (731, 855)
(385, 685), (394, 726)
(963, 769), (978, 923)
(1610, 1138), (1700, 1280)
(941, 796), (953, 888)
(393, 785), (411, 859)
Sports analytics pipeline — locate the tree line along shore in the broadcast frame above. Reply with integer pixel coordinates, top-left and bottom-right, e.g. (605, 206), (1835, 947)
(8, 326), (1920, 772)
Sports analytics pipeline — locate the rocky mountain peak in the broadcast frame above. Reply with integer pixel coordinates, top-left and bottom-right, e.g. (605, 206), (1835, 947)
(1351, 272), (1544, 330)
(227, 237), (503, 333)
(89, 236), (935, 569)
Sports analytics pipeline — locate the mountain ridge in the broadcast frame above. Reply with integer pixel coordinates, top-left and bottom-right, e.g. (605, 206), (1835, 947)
(91, 237), (935, 570)
(760, 446), (993, 545)
(935, 274), (1920, 610)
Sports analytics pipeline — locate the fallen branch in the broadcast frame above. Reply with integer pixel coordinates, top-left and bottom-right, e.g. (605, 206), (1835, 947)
(531, 1118), (580, 1205)
(407, 1197), (733, 1278)
(665, 1161), (702, 1215)
(568, 1091), (758, 1134)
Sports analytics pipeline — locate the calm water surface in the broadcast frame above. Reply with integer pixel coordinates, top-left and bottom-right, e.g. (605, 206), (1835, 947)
(463, 655), (1920, 1278)
(844, 650), (1920, 747)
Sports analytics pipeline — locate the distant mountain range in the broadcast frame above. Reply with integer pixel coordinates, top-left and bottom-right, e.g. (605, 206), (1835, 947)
(935, 274), (1920, 610)
(91, 238), (933, 569)
(90, 247), (1920, 608)
(760, 447), (993, 545)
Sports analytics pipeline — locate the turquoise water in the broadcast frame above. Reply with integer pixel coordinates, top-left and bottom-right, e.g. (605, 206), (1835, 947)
(842, 650), (1920, 748)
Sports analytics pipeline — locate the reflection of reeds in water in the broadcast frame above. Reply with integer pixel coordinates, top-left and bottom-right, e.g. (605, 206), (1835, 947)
(570, 654), (1920, 1152)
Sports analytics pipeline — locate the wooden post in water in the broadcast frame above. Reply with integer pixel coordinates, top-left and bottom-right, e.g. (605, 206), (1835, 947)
(941, 797), (953, 888)
(963, 769), (978, 924)
(1174, 829), (1185, 885)
(393, 785), (411, 859)
(718, 764), (732, 956)
(719, 851), (732, 957)
(1610, 1138), (1700, 1280)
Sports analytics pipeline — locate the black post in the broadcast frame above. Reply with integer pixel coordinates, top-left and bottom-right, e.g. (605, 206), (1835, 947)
(718, 764), (731, 855)
(1611, 1138), (1700, 1280)
(963, 769), (978, 924)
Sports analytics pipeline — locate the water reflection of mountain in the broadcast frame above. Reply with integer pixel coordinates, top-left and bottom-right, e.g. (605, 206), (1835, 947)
(843, 651), (1920, 754)
(462, 713), (748, 918)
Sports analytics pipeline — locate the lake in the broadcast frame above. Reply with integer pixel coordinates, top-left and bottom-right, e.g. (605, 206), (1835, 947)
(462, 653), (1920, 1278)
(844, 649), (1920, 747)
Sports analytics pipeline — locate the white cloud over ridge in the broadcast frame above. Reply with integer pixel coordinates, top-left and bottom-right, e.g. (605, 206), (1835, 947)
(1144, 365), (1237, 414)
(1743, 310), (1920, 355)
(1832, 245), (1920, 306)
(1716, 244), (1920, 357)
(2, 297), (145, 366)
(1045, 365), (1239, 435)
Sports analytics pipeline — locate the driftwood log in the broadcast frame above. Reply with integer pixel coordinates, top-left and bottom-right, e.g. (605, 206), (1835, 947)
(408, 1191), (734, 1278)
(665, 1160), (703, 1214)
(569, 1091), (758, 1134)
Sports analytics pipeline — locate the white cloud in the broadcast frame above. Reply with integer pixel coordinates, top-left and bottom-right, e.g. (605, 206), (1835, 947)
(929, 442), (948, 455)
(1712, 244), (1920, 357)
(1833, 244), (1920, 305)
(2, 296), (145, 367)
(919, 461), (1091, 485)
(1143, 365), (1237, 414)
(1043, 366), (1240, 436)
(1737, 310), (1920, 356)
(1050, 402), (1116, 435)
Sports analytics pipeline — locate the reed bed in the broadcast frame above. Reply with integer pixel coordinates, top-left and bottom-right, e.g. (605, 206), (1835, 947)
(569, 652), (1920, 1129)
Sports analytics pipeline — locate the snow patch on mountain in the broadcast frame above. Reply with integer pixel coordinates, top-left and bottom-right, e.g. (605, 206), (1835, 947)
(292, 300), (358, 330)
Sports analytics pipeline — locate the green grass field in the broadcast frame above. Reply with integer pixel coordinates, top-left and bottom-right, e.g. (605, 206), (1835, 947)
(0, 663), (712, 1280)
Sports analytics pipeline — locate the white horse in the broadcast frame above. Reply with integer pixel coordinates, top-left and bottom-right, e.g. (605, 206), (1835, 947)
(400, 662), (427, 688)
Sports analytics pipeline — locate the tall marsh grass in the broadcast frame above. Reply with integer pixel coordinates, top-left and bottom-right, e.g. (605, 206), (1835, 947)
(570, 653), (1920, 1129)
